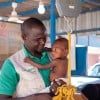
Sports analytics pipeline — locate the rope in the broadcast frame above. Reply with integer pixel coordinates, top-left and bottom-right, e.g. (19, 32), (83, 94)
(53, 84), (76, 100)
(52, 16), (76, 100)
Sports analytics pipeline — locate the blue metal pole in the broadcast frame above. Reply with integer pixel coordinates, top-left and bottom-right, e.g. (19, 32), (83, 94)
(50, 0), (56, 45)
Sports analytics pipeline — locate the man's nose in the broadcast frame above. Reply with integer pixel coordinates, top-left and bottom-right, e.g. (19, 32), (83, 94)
(39, 39), (45, 44)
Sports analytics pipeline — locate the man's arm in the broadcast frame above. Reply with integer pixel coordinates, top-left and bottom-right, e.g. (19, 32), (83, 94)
(0, 94), (34, 100)
(0, 59), (20, 100)
(0, 60), (52, 100)
(0, 93), (52, 100)
(24, 57), (55, 69)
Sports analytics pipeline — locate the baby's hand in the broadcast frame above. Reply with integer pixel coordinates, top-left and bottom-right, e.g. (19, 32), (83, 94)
(24, 57), (31, 63)
(50, 79), (66, 96)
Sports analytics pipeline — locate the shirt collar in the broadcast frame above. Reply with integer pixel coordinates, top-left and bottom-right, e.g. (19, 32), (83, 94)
(22, 45), (47, 60)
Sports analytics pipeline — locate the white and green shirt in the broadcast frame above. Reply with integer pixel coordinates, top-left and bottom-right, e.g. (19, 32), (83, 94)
(0, 46), (51, 97)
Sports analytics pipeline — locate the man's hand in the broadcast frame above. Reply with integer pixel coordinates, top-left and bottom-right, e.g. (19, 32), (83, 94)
(0, 93), (52, 100)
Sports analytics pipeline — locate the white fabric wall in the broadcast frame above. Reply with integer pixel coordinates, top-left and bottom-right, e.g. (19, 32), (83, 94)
(43, 11), (100, 35)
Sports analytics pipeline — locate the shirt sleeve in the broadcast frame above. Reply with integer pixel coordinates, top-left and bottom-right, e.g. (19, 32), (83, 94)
(0, 59), (19, 96)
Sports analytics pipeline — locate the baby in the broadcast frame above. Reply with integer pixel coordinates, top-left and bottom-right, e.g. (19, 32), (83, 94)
(24, 37), (68, 82)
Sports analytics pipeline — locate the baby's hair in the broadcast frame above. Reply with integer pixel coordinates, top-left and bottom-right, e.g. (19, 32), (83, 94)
(57, 35), (63, 39)
(53, 37), (68, 49)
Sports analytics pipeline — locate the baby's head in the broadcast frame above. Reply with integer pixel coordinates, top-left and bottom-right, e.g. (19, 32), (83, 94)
(51, 37), (68, 59)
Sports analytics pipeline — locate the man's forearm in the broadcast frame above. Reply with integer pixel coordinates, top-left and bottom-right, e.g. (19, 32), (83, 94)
(0, 93), (52, 100)
(0, 94), (36, 100)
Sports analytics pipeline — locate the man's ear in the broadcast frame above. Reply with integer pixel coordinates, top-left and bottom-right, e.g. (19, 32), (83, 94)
(21, 34), (27, 40)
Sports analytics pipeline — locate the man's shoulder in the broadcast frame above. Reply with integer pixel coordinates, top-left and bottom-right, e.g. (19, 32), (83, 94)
(9, 49), (24, 60)
(0, 59), (17, 81)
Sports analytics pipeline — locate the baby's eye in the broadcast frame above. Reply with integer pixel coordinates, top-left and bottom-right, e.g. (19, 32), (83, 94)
(52, 48), (60, 52)
(52, 48), (55, 52)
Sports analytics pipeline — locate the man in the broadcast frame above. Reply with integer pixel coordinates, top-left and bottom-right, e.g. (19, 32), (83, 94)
(0, 18), (51, 100)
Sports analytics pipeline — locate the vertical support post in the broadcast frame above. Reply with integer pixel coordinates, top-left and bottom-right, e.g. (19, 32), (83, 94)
(50, 0), (56, 45)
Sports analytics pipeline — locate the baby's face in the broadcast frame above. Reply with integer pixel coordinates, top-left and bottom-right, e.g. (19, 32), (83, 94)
(51, 43), (67, 59)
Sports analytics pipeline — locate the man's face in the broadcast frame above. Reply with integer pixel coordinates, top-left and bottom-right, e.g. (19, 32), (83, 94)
(24, 27), (47, 55)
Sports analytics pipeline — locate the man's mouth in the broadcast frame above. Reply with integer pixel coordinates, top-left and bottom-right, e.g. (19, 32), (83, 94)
(38, 46), (44, 51)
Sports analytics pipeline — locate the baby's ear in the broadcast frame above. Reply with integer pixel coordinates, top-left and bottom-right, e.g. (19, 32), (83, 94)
(65, 49), (68, 56)
(65, 48), (68, 53)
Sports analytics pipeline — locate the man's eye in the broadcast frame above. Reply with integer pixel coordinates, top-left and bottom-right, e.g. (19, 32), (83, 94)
(33, 38), (46, 42)
(32, 38), (40, 41)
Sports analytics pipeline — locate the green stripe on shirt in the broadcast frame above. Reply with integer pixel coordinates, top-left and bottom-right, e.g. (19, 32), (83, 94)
(0, 59), (19, 96)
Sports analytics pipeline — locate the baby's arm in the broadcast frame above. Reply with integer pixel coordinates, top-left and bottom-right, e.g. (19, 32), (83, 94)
(50, 71), (65, 82)
(50, 71), (66, 82)
(24, 57), (55, 69)
(50, 72), (59, 82)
